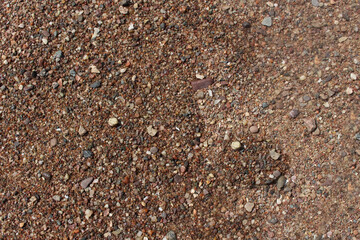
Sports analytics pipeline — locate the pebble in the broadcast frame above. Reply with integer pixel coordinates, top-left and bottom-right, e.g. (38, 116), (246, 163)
(108, 118), (119, 127)
(90, 65), (100, 74)
(338, 36), (348, 43)
(355, 133), (360, 141)
(91, 28), (100, 40)
(244, 202), (255, 212)
(289, 109), (299, 119)
(303, 118), (317, 132)
(268, 218), (278, 224)
(346, 87), (353, 95)
(54, 50), (63, 59)
(231, 141), (241, 150)
(262, 102), (269, 108)
(78, 126), (87, 136)
(311, 0), (320, 7)
(163, 231), (177, 240)
(50, 138), (57, 147)
(85, 209), (93, 220)
(150, 147), (158, 154)
(90, 81), (101, 88)
(242, 22), (251, 28)
(80, 177), (94, 189)
(83, 150), (94, 158)
(299, 75), (306, 81)
(303, 95), (311, 102)
(262, 17), (272, 27)
(52, 195), (61, 201)
(277, 176), (286, 189)
(249, 126), (259, 133)
(147, 126), (158, 137)
(270, 149), (280, 160)
(273, 170), (281, 178)
(350, 73), (357, 80)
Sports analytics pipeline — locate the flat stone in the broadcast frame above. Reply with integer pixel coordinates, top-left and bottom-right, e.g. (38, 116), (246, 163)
(78, 126), (87, 136)
(244, 202), (255, 212)
(346, 87), (353, 95)
(338, 36), (348, 43)
(262, 17), (272, 27)
(277, 176), (286, 189)
(270, 149), (280, 160)
(54, 50), (63, 59)
(273, 170), (281, 178)
(150, 147), (158, 154)
(90, 65), (100, 73)
(108, 118), (119, 127)
(350, 73), (357, 80)
(81, 177), (94, 189)
(303, 118), (317, 132)
(191, 78), (213, 91)
(90, 81), (101, 88)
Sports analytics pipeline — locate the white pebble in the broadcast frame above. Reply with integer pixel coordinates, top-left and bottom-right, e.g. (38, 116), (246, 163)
(350, 73), (357, 80)
(108, 118), (119, 126)
(346, 87), (353, 95)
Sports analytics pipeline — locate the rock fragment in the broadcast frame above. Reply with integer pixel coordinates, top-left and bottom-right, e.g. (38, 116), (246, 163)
(270, 149), (280, 160)
(303, 118), (317, 132)
(289, 109), (300, 119)
(244, 202), (255, 212)
(81, 177), (94, 189)
(108, 118), (119, 127)
(78, 126), (87, 136)
(147, 126), (158, 136)
(277, 176), (286, 189)
(231, 141), (241, 150)
(249, 126), (259, 133)
(262, 17), (272, 27)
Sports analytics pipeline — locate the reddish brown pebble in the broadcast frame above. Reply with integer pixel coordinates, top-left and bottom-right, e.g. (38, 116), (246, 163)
(191, 78), (213, 91)
(80, 177), (94, 189)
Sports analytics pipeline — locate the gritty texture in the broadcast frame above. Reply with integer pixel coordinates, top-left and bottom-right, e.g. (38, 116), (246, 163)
(0, 0), (360, 239)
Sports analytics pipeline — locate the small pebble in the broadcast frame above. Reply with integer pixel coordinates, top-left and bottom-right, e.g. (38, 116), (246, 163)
(78, 126), (87, 136)
(147, 126), (158, 137)
(83, 150), (94, 158)
(249, 126), (259, 133)
(262, 17), (272, 27)
(346, 87), (353, 95)
(277, 176), (286, 189)
(85, 209), (93, 220)
(90, 81), (101, 88)
(350, 73), (357, 80)
(108, 118), (119, 127)
(299, 75), (306, 81)
(289, 109), (299, 119)
(303, 118), (317, 132)
(273, 170), (281, 178)
(50, 138), (57, 147)
(81, 177), (94, 189)
(163, 231), (177, 240)
(262, 102), (269, 108)
(150, 147), (158, 154)
(231, 141), (241, 150)
(242, 22), (251, 28)
(270, 149), (280, 160)
(52, 195), (61, 201)
(311, 0), (319, 7)
(244, 202), (255, 212)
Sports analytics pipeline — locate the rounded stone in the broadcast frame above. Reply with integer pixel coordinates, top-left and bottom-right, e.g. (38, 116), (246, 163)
(108, 118), (119, 126)
(231, 141), (241, 150)
(249, 126), (259, 133)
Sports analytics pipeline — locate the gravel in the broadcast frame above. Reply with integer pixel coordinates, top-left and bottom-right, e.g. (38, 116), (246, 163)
(1, 1), (359, 239)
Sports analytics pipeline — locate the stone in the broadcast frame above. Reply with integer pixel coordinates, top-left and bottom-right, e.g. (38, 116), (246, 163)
(244, 202), (254, 212)
(52, 195), (61, 201)
(83, 150), (94, 158)
(54, 50), (63, 59)
(262, 17), (272, 27)
(79, 126), (87, 136)
(277, 176), (286, 189)
(242, 22), (251, 28)
(163, 231), (177, 240)
(191, 78), (213, 91)
(90, 65), (100, 73)
(147, 126), (158, 136)
(273, 170), (281, 178)
(270, 149), (280, 160)
(85, 209), (93, 220)
(91, 28), (100, 40)
(50, 138), (57, 147)
(346, 87), (353, 95)
(90, 81), (101, 88)
(108, 118), (119, 127)
(303, 118), (317, 132)
(350, 73), (357, 80)
(150, 147), (158, 154)
(311, 0), (319, 7)
(338, 36), (348, 43)
(231, 141), (241, 150)
(81, 177), (94, 189)
(249, 126), (259, 133)
(289, 109), (299, 118)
